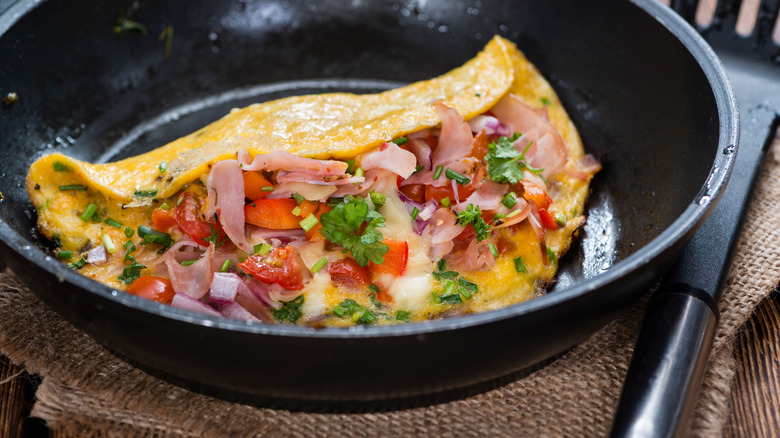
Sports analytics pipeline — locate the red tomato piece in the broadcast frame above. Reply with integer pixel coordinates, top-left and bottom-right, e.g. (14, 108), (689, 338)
(521, 181), (552, 209)
(538, 208), (558, 230)
(424, 183), (475, 205)
(399, 184), (426, 204)
(239, 245), (304, 290)
(173, 191), (213, 246)
(152, 208), (178, 232)
(369, 239), (408, 276)
(244, 198), (301, 229)
(126, 276), (175, 304)
(243, 171), (274, 201)
(471, 130), (489, 160)
(328, 258), (371, 289)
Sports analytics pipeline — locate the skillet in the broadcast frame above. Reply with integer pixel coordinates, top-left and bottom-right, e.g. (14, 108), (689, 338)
(0, 0), (737, 404)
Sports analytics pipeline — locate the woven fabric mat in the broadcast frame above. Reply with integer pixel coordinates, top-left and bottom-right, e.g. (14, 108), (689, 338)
(0, 137), (779, 437)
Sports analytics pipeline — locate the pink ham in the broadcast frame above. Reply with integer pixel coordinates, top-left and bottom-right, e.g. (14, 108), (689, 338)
(360, 142), (417, 178)
(206, 159), (252, 253)
(431, 102), (474, 168)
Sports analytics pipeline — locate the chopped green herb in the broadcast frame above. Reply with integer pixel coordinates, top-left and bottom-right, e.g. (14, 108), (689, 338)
(475, 92), (482, 97)
(435, 292), (463, 304)
(117, 261), (145, 284)
(354, 167), (365, 178)
(540, 97), (552, 106)
(104, 218), (123, 228)
(502, 192), (517, 209)
(514, 256), (527, 273)
(414, 165), (424, 173)
(52, 161), (70, 172)
(440, 197), (451, 207)
(40, 199), (52, 212)
(103, 234), (116, 254)
(272, 295), (305, 323)
(369, 191), (386, 207)
(220, 259), (232, 272)
(488, 242), (498, 258)
(254, 243), (271, 256)
(202, 223), (227, 249)
(311, 256), (328, 274)
(123, 240), (137, 262)
(396, 310), (411, 321)
(445, 168), (471, 185)
(319, 195), (389, 267)
(160, 202), (170, 210)
(68, 256), (87, 270)
(57, 250), (73, 260)
(261, 186), (275, 192)
(546, 247), (557, 264)
(411, 206), (419, 220)
(345, 159), (357, 174)
(180, 259), (198, 266)
(292, 193), (305, 205)
(158, 161), (167, 173)
(124, 227), (134, 238)
(433, 165), (443, 180)
(292, 205), (302, 216)
(59, 184), (87, 191)
(51, 235), (62, 248)
(369, 288), (383, 308)
(299, 214), (319, 232)
(80, 204), (98, 221)
(433, 270), (459, 280)
(134, 189), (158, 198)
(485, 132), (538, 185)
(456, 204), (491, 241)
(176, 195), (185, 207)
(333, 299), (376, 324)
(137, 225), (173, 249)
(554, 212), (567, 228)
(493, 213), (506, 221)
(391, 137), (408, 145)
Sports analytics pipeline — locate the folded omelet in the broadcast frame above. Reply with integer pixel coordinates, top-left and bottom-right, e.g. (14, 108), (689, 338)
(27, 36), (599, 326)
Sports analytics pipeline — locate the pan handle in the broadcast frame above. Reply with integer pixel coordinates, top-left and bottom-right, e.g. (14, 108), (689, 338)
(610, 284), (718, 438)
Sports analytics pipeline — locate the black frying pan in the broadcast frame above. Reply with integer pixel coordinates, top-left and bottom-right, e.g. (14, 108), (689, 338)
(0, 0), (737, 405)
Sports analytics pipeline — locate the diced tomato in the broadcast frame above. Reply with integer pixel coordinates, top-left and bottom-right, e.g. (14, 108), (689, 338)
(471, 130), (489, 160)
(244, 198), (301, 229)
(306, 204), (332, 241)
(328, 258), (371, 289)
(369, 239), (408, 276)
(126, 276), (175, 304)
(243, 171), (273, 201)
(399, 184), (426, 203)
(521, 181), (552, 209)
(173, 191), (213, 246)
(152, 208), (178, 232)
(538, 208), (558, 230)
(424, 183), (475, 204)
(239, 245), (304, 290)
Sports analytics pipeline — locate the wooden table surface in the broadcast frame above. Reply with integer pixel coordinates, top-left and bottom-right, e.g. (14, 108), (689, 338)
(1, 288), (779, 436)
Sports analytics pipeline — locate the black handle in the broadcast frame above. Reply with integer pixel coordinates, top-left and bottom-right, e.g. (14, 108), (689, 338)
(611, 285), (718, 438)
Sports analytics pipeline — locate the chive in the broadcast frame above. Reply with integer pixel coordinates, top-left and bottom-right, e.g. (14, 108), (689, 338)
(68, 256), (87, 270)
(254, 243), (271, 255)
(506, 208), (523, 218)
(59, 184), (87, 191)
(180, 259), (198, 266)
(440, 197), (451, 207)
(488, 242), (498, 258)
(58, 251), (73, 260)
(514, 256), (527, 273)
(292, 205), (302, 216)
(411, 206), (419, 220)
(80, 204), (98, 221)
(391, 137), (408, 145)
(311, 256), (328, 274)
(134, 189), (158, 198)
(124, 227), (134, 238)
(261, 186), (275, 192)
(493, 213), (506, 220)
(104, 218), (123, 228)
(433, 165), (443, 180)
(158, 161), (167, 173)
(52, 235), (62, 248)
(396, 310), (411, 322)
(369, 191), (386, 207)
(554, 212), (567, 228)
(546, 247), (557, 264)
(160, 202), (170, 210)
(540, 97), (551, 106)
(445, 168), (470, 185)
(345, 159), (356, 174)
(137, 225), (172, 248)
(502, 192), (517, 209)
(292, 193), (305, 205)
(176, 195), (185, 207)
(354, 167), (365, 178)
(414, 165), (424, 173)
(220, 259), (231, 272)
(299, 214), (319, 232)
(103, 234), (116, 254)
(53, 161), (70, 172)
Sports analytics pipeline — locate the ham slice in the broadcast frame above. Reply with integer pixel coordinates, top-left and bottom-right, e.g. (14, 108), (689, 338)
(360, 142), (417, 178)
(206, 159), (252, 253)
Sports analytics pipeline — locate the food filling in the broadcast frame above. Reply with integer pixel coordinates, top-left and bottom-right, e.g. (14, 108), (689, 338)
(26, 36), (599, 327)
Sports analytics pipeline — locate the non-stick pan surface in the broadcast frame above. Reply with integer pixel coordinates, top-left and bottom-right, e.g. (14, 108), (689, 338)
(0, 0), (737, 403)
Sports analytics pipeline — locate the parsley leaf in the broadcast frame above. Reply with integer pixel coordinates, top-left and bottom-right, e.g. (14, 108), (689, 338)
(332, 299), (376, 324)
(456, 204), (491, 241)
(272, 295), (305, 323)
(117, 260), (146, 284)
(485, 133), (545, 184)
(319, 195), (389, 266)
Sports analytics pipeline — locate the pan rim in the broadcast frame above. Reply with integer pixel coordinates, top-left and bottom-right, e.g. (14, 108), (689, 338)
(0, 0), (739, 340)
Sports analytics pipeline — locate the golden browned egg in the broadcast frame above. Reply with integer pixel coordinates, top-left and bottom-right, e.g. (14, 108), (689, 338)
(26, 36), (598, 326)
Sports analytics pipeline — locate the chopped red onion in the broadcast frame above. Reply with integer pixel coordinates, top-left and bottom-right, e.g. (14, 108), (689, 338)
(220, 302), (258, 321)
(171, 293), (222, 317)
(209, 272), (243, 303)
(86, 245), (107, 264)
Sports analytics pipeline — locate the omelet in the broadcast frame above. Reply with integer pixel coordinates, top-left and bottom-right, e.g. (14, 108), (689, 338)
(26, 36), (599, 326)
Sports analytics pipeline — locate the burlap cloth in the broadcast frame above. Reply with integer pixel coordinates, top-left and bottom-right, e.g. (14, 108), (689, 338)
(0, 136), (778, 437)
